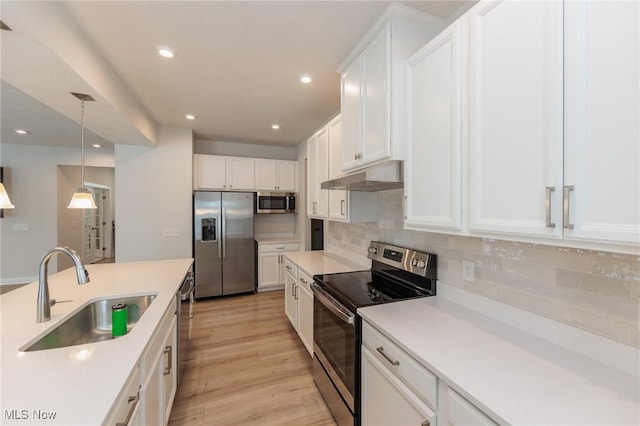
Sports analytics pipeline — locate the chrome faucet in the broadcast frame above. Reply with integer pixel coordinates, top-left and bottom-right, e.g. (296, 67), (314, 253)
(37, 247), (90, 323)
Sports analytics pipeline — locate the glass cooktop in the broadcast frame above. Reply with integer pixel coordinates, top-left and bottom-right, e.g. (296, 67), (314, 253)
(313, 269), (432, 311)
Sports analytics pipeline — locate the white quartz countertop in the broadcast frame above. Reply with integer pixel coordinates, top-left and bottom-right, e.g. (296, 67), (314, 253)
(284, 250), (368, 276)
(359, 297), (640, 425)
(0, 258), (193, 425)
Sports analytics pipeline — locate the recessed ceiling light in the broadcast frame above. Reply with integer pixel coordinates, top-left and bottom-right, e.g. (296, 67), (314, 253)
(15, 129), (27, 135)
(271, 124), (280, 130)
(185, 114), (196, 120)
(157, 47), (176, 58)
(92, 144), (102, 148)
(299, 74), (312, 84)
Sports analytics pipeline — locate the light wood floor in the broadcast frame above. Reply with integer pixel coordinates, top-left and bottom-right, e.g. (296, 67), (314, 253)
(168, 290), (337, 426)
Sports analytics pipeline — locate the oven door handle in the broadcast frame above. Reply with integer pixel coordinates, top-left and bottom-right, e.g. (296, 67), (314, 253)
(311, 282), (354, 325)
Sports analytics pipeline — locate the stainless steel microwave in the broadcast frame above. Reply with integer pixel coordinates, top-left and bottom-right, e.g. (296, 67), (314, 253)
(255, 191), (296, 214)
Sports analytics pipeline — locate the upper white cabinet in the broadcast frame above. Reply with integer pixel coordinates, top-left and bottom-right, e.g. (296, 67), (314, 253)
(467, 0), (564, 239)
(563, 0), (639, 246)
(194, 155), (298, 193)
(338, 4), (443, 172)
(404, 19), (464, 233)
(309, 114), (379, 223)
(307, 127), (329, 218)
(403, 0), (638, 253)
(194, 155), (255, 191)
(256, 159), (297, 192)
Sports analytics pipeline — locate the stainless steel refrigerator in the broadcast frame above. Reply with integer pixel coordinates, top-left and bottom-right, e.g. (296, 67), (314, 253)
(193, 191), (255, 298)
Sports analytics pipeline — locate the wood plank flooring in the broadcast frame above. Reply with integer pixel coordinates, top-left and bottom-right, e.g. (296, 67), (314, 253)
(168, 290), (337, 426)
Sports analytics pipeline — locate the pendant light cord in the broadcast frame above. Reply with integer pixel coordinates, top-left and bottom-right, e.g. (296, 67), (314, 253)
(80, 99), (85, 189)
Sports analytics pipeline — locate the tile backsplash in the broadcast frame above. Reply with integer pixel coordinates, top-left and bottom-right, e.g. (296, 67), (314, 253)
(327, 189), (640, 348)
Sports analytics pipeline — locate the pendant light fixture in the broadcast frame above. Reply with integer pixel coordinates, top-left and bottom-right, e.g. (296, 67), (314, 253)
(68, 92), (97, 209)
(0, 167), (15, 209)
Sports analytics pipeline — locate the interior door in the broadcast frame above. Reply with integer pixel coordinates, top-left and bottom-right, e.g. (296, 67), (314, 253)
(82, 207), (96, 265)
(92, 187), (109, 260)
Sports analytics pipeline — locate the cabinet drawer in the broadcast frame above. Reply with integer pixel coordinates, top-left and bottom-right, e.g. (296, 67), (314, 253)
(282, 257), (297, 277)
(297, 270), (313, 293)
(447, 388), (497, 426)
(105, 365), (140, 425)
(362, 321), (437, 409)
(258, 242), (301, 253)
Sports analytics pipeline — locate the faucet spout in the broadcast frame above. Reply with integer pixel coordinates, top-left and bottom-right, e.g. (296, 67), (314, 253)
(37, 247), (90, 323)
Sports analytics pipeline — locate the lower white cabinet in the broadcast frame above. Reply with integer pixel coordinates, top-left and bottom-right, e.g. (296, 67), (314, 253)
(140, 300), (178, 426)
(105, 297), (178, 426)
(444, 386), (497, 426)
(283, 256), (313, 357)
(361, 321), (436, 426)
(362, 319), (498, 426)
(361, 346), (436, 426)
(105, 366), (141, 425)
(257, 241), (302, 292)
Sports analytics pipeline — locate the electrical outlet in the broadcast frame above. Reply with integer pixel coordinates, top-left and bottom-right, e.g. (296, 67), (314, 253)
(462, 260), (475, 282)
(162, 228), (180, 237)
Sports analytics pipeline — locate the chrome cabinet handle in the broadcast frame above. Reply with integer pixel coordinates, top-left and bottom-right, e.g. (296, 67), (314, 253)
(376, 346), (399, 366)
(293, 283), (297, 300)
(163, 345), (172, 375)
(285, 265), (292, 271)
(299, 277), (307, 284)
(291, 282), (296, 297)
(115, 391), (139, 426)
(276, 246), (285, 250)
(545, 186), (556, 228)
(421, 420), (430, 426)
(341, 199), (345, 216)
(563, 185), (575, 229)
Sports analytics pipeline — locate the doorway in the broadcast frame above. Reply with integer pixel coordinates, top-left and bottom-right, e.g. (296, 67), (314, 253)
(83, 184), (112, 264)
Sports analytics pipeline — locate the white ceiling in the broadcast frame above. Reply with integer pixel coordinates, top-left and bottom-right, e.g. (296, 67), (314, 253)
(1, 1), (471, 149)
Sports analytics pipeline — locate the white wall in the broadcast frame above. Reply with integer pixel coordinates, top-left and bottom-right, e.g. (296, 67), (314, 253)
(115, 127), (193, 262)
(195, 139), (296, 160)
(0, 144), (114, 283)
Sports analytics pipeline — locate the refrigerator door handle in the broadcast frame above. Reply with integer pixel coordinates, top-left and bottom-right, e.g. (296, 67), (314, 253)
(222, 207), (227, 258)
(218, 210), (222, 258)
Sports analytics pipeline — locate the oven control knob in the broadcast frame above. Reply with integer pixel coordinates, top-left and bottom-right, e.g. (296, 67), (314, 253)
(411, 259), (418, 266)
(368, 247), (378, 255)
(416, 260), (426, 268)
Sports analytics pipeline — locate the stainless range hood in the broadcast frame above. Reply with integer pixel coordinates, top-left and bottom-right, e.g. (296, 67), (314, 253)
(321, 160), (403, 191)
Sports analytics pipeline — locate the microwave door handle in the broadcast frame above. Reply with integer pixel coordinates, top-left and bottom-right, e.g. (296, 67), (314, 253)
(311, 283), (354, 325)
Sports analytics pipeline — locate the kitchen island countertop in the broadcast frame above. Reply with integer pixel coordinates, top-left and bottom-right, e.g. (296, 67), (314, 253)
(0, 258), (193, 425)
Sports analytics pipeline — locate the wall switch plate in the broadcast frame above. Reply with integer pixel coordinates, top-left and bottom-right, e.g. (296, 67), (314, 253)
(13, 224), (28, 231)
(462, 260), (475, 282)
(162, 228), (180, 237)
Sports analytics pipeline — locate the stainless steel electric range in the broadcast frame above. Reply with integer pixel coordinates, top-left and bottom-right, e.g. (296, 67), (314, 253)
(311, 241), (437, 426)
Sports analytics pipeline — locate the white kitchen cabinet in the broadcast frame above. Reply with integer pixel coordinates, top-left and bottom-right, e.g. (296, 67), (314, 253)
(316, 114), (379, 223)
(361, 320), (437, 426)
(307, 128), (329, 219)
(193, 154), (255, 191)
(140, 300), (177, 426)
(338, 4), (443, 172)
(296, 270), (314, 356)
(283, 258), (298, 331)
(104, 366), (141, 426)
(283, 256), (313, 357)
(257, 241), (301, 292)
(467, 0), (564, 239)
(404, 19), (464, 234)
(444, 387), (497, 426)
(563, 0), (640, 246)
(255, 159), (297, 191)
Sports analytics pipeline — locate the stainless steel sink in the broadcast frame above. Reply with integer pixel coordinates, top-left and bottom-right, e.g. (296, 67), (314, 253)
(23, 294), (157, 352)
